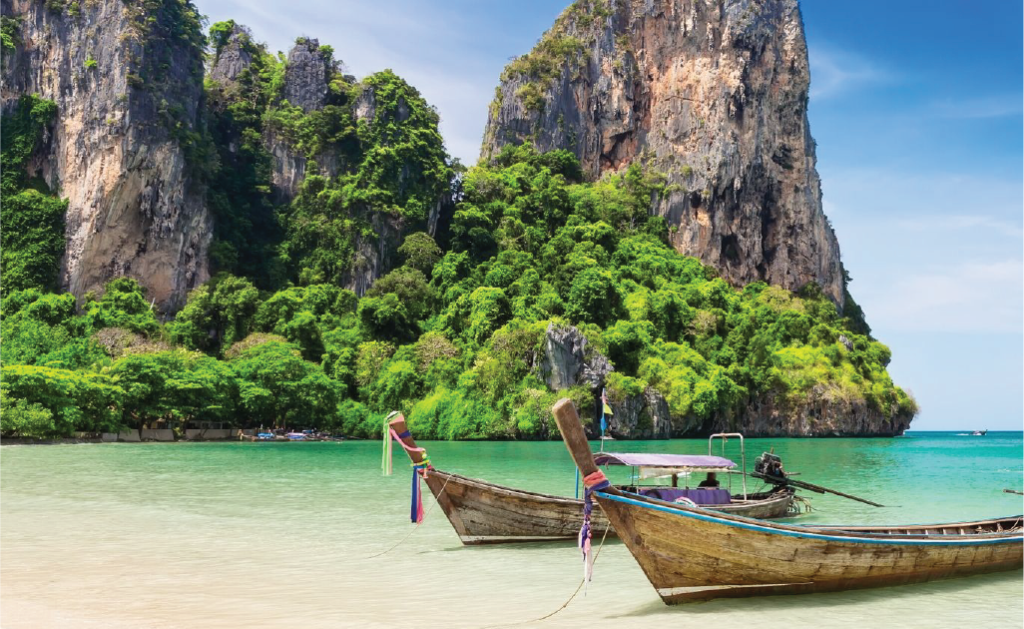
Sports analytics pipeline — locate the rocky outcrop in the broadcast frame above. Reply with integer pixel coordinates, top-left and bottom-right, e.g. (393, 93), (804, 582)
(262, 39), (343, 202)
(538, 322), (908, 439)
(1, 0), (211, 312)
(207, 31), (424, 295)
(263, 39), (341, 202)
(284, 38), (329, 113)
(483, 0), (844, 305)
(605, 387), (673, 439)
(207, 25), (253, 84)
(541, 322), (614, 392)
(341, 212), (407, 296)
(263, 126), (341, 203)
(258, 46), (449, 295)
(710, 389), (914, 437)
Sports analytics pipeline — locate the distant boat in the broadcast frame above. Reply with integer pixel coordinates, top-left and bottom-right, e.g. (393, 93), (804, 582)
(972, 430), (988, 436)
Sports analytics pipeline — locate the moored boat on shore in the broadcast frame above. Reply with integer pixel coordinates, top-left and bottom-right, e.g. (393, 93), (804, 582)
(385, 416), (795, 545)
(551, 398), (1024, 604)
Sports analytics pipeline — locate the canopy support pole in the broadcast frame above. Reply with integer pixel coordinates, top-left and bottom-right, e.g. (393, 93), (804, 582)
(709, 433), (747, 500)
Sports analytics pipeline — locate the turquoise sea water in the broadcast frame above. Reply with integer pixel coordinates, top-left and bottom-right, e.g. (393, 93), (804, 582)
(2, 431), (1022, 628)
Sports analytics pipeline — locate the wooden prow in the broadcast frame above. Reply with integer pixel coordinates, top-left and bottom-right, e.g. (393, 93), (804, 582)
(551, 398), (601, 480)
(388, 415), (428, 466)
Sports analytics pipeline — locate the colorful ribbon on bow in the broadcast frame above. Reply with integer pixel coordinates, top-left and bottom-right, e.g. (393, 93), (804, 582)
(580, 470), (611, 583)
(382, 411), (401, 476)
(411, 464), (427, 524)
(381, 412), (432, 524)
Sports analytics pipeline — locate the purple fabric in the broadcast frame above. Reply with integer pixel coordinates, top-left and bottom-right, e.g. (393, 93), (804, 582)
(640, 487), (732, 505)
(592, 452), (735, 468)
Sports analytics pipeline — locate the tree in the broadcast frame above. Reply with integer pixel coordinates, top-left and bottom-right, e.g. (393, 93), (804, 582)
(229, 339), (340, 429)
(109, 350), (237, 428)
(1, 290), (105, 370)
(399, 232), (442, 274)
(0, 397), (57, 438)
(602, 320), (654, 376)
(358, 293), (417, 343)
(365, 267), (433, 320)
(0, 365), (124, 436)
(467, 286), (510, 343)
(1, 95), (66, 296)
(358, 258), (434, 343)
(82, 278), (160, 336)
(251, 284), (356, 361)
(169, 274), (261, 355)
(368, 358), (421, 412)
(0, 190), (68, 296)
(566, 267), (619, 327)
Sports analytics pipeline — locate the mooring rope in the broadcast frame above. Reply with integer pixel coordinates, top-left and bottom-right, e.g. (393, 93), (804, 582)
(363, 471), (453, 560)
(479, 522), (612, 629)
(793, 494), (813, 513)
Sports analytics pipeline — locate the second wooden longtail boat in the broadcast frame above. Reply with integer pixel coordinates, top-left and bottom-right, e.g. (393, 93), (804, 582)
(385, 415), (794, 545)
(550, 398), (1024, 603)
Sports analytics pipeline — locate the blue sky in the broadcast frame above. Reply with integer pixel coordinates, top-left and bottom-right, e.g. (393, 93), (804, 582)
(197, 0), (1023, 431)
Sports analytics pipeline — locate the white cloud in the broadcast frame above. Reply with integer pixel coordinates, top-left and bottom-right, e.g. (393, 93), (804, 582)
(821, 166), (1023, 335)
(859, 260), (1023, 334)
(893, 214), (1023, 239)
(808, 45), (890, 99)
(928, 95), (1023, 120)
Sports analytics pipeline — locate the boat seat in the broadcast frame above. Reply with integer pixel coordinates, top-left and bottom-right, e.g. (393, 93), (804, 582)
(640, 487), (732, 505)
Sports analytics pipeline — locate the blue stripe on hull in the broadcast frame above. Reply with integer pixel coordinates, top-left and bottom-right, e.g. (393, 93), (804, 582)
(597, 492), (1023, 547)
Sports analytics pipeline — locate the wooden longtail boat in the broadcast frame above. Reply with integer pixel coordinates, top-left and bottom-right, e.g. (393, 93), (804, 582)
(551, 399), (1024, 603)
(387, 416), (794, 545)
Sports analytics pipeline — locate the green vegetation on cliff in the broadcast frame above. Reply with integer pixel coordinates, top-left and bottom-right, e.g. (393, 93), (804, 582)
(0, 95), (67, 297)
(493, 0), (613, 114)
(204, 22), (284, 286)
(0, 143), (914, 439)
(0, 19), (914, 440)
(203, 23), (452, 289)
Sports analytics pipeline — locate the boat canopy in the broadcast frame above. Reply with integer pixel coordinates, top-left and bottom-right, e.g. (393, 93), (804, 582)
(593, 453), (735, 469)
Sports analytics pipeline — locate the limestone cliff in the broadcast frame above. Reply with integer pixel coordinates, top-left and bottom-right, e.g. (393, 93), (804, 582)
(483, 0), (844, 304)
(1, 0), (211, 312)
(264, 37), (342, 202)
(207, 28), (452, 295)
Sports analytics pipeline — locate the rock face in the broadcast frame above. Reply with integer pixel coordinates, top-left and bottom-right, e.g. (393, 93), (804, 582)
(539, 324), (908, 439)
(207, 29), (338, 204)
(712, 389), (913, 437)
(207, 31), (450, 296)
(263, 39), (341, 203)
(1, 0), (211, 312)
(284, 38), (329, 113)
(605, 387), (673, 439)
(207, 27), (253, 84)
(540, 322), (676, 439)
(483, 0), (844, 305)
(541, 323), (614, 392)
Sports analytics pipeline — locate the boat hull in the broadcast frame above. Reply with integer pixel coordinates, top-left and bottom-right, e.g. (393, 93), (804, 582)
(595, 492), (1024, 603)
(422, 470), (794, 545)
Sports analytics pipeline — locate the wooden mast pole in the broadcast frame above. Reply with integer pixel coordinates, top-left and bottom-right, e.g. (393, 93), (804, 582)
(552, 398), (602, 479)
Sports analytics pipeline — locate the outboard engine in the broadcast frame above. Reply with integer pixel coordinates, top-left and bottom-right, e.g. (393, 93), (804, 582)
(754, 452), (786, 481)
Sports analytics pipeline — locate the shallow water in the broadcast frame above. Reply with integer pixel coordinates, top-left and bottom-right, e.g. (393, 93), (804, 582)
(2, 432), (1022, 628)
